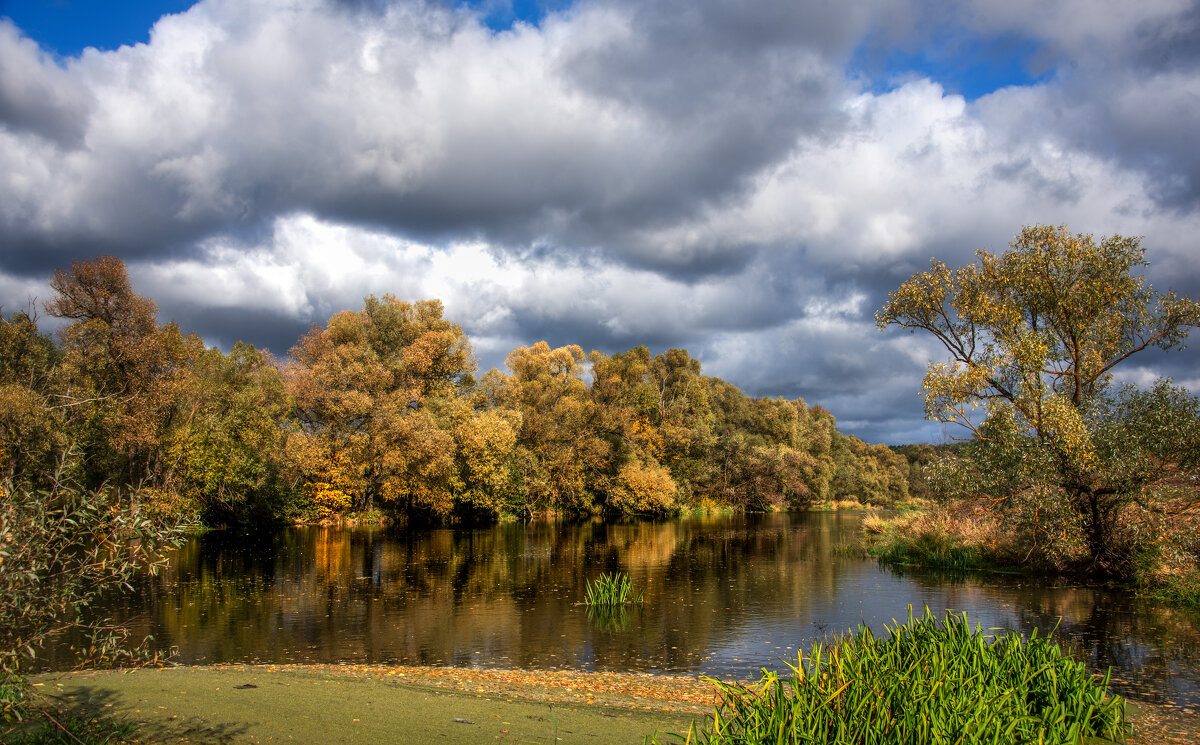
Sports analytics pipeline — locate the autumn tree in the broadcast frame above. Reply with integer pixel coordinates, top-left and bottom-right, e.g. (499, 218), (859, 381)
(44, 257), (204, 488)
(286, 297), (473, 518)
(637, 348), (715, 501)
(692, 379), (842, 509)
(503, 342), (610, 515)
(587, 346), (679, 513)
(448, 401), (522, 519)
(830, 433), (909, 505)
(877, 225), (1200, 573)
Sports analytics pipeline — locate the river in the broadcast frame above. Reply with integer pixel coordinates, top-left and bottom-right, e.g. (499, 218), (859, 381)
(49, 511), (1200, 713)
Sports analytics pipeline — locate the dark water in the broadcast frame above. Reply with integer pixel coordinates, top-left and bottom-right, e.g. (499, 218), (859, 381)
(51, 512), (1200, 710)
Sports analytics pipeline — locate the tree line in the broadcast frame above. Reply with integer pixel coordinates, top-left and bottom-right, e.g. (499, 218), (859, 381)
(1, 257), (909, 525)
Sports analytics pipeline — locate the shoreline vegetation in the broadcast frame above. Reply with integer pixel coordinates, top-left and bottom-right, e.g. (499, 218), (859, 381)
(11, 619), (1198, 745)
(859, 504), (1200, 608)
(288, 497), (927, 528)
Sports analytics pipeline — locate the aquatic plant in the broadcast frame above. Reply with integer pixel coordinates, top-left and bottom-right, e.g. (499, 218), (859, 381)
(584, 572), (644, 607)
(648, 608), (1126, 745)
(586, 604), (634, 633)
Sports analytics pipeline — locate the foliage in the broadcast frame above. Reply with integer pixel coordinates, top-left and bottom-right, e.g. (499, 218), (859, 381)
(889, 442), (965, 501)
(1, 256), (911, 527)
(505, 341), (608, 515)
(877, 225), (1200, 575)
(583, 572), (644, 607)
(651, 609), (1126, 745)
(608, 460), (679, 515)
(45, 257), (206, 489)
(0, 311), (65, 484)
(1, 471), (190, 721)
(285, 296), (473, 518)
(165, 343), (299, 524)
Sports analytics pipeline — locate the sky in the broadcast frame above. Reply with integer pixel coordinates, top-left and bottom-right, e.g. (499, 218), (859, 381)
(1, 0), (1199, 445)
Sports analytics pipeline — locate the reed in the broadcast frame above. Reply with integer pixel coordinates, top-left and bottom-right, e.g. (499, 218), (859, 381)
(648, 609), (1126, 745)
(584, 572), (644, 607)
(586, 603), (634, 632)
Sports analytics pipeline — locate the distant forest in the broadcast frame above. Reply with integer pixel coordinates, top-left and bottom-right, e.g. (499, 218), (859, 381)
(1, 257), (920, 525)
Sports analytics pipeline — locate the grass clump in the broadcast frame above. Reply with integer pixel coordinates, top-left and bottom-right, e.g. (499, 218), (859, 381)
(860, 511), (1011, 573)
(584, 572), (644, 607)
(650, 609), (1126, 745)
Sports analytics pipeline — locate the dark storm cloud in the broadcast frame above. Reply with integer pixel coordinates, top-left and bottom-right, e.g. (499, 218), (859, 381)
(160, 303), (314, 357)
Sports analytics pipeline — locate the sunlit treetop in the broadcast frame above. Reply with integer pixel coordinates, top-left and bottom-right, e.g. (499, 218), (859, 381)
(876, 224), (1200, 442)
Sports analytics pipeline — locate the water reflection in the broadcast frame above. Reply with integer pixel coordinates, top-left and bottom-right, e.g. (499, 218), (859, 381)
(47, 513), (1200, 708)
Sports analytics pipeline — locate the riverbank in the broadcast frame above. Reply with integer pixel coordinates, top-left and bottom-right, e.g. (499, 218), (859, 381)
(14, 665), (710, 744)
(860, 505), (1200, 609)
(12, 663), (1199, 745)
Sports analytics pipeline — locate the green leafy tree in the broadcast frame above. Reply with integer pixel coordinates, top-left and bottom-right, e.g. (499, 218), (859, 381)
(165, 342), (298, 524)
(0, 311), (65, 483)
(877, 224), (1200, 573)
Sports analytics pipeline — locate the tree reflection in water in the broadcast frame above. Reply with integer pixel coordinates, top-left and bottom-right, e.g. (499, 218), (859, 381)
(41, 512), (1200, 709)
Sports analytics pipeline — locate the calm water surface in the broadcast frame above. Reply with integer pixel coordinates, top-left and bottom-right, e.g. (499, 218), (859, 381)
(54, 512), (1200, 710)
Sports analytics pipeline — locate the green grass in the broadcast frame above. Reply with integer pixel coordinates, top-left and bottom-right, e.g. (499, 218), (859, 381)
(648, 609), (1127, 745)
(22, 666), (699, 745)
(1139, 569), (1200, 609)
(870, 537), (986, 572)
(584, 572), (644, 607)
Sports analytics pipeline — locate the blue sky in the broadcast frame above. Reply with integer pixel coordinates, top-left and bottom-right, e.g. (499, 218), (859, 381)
(851, 31), (1050, 100)
(3, 1), (570, 53)
(2, 0), (1198, 445)
(0, 0), (198, 55)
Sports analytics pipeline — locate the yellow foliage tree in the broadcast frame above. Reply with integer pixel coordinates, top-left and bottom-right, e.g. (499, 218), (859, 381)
(877, 225), (1200, 572)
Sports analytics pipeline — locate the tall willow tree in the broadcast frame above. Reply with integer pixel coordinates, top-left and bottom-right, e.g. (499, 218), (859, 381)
(877, 225), (1200, 573)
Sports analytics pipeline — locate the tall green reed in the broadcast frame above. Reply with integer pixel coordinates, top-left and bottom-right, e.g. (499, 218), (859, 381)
(584, 572), (644, 607)
(648, 608), (1126, 745)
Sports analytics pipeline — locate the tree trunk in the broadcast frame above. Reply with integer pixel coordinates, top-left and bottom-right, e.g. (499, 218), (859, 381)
(1081, 488), (1120, 577)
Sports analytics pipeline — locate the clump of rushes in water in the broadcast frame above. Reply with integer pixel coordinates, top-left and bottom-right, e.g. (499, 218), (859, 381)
(584, 572), (643, 607)
(647, 608), (1126, 745)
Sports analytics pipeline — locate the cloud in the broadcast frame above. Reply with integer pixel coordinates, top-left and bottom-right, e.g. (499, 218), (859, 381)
(0, 20), (93, 146)
(2, 0), (1199, 444)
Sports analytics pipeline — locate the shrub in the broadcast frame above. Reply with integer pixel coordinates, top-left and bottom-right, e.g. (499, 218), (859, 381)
(1, 472), (189, 722)
(650, 609), (1126, 745)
